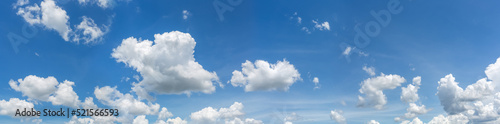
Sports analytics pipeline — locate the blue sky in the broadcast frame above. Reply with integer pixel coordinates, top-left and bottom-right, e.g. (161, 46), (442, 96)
(2, 0), (500, 124)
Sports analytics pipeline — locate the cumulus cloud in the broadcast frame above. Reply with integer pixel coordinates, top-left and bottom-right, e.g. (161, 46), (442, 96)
(367, 120), (380, 124)
(156, 117), (188, 124)
(74, 16), (108, 44)
(433, 57), (500, 123)
(312, 20), (330, 31)
(229, 59), (301, 92)
(9, 75), (81, 108)
(427, 114), (469, 124)
(400, 117), (423, 124)
(0, 98), (35, 117)
(330, 110), (346, 124)
(190, 102), (261, 124)
(404, 103), (431, 119)
(133, 115), (149, 124)
(401, 76), (421, 103)
(15, 0), (109, 44)
(437, 74), (494, 115)
(357, 73), (406, 109)
(111, 31), (220, 95)
(94, 86), (160, 116)
(313, 77), (320, 89)
(363, 66), (376, 76)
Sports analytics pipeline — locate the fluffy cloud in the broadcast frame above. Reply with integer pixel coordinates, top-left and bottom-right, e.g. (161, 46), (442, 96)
(158, 107), (174, 120)
(48, 80), (80, 108)
(367, 120), (380, 124)
(74, 16), (108, 44)
(433, 57), (500, 123)
(357, 73), (406, 109)
(427, 114), (469, 124)
(9, 75), (81, 108)
(400, 117), (423, 124)
(0, 98), (35, 117)
(15, 0), (109, 44)
(229, 59), (301, 92)
(401, 77), (421, 103)
(312, 20), (330, 31)
(313, 77), (320, 89)
(9, 75), (58, 101)
(330, 110), (346, 124)
(190, 102), (261, 124)
(156, 117), (188, 124)
(404, 103), (431, 119)
(437, 74), (494, 115)
(363, 66), (376, 76)
(16, 0), (71, 40)
(94, 86), (160, 116)
(133, 115), (149, 124)
(111, 31), (220, 95)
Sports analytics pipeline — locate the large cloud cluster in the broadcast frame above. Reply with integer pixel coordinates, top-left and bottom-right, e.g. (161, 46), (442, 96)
(112, 31), (220, 96)
(357, 73), (406, 109)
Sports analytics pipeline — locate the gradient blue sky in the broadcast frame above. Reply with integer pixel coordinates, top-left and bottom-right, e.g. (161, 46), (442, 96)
(2, 0), (500, 124)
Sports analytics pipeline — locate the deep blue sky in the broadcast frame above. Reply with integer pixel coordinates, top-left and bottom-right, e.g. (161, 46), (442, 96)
(2, 0), (500, 123)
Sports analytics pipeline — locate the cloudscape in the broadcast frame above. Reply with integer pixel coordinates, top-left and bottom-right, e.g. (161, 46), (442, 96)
(2, 0), (500, 124)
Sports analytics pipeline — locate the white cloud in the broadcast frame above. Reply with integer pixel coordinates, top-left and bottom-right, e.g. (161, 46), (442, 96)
(313, 77), (320, 89)
(9, 75), (81, 108)
(15, 0), (109, 44)
(401, 76), (421, 103)
(9, 75), (59, 101)
(400, 117), (423, 124)
(297, 17), (302, 24)
(330, 110), (346, 124)
(367, 120), (380, 124)
(155, 117), (188, 124)
(13, 0), (29, 8)
(133, 115), (149, 124)
(404, 103), (431, 119)
(190, 102), (261, 124)
(362, 66), (376, 76)
(75, 16), (108, 44)
(342, 46), (352, 56)
(48, 80), (80, 108)
(301, 27), (311, 34)
(94, 86), (160, 116)
(312, 20), (330, 31)
(78, 0), (124, 9)
(357, 73), (406, 109)
(229, 59), (302, 92)
(0, 98), (35, 117)
(436, 74), (494, 114)
(158, 107), (174, 120)
(182, 10), (190, 20)
(486, 57), (500, 90)
(111, 31), (220, 95)
(427, 114), (469, 124)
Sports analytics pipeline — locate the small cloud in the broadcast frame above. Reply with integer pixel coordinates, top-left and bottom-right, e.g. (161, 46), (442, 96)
(313, 77), (320, 89)
(362, 66), (376, 76)
(312, 20), (330, 31)
(182, 10), (190, 20)
(301, 27), (311, 34)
